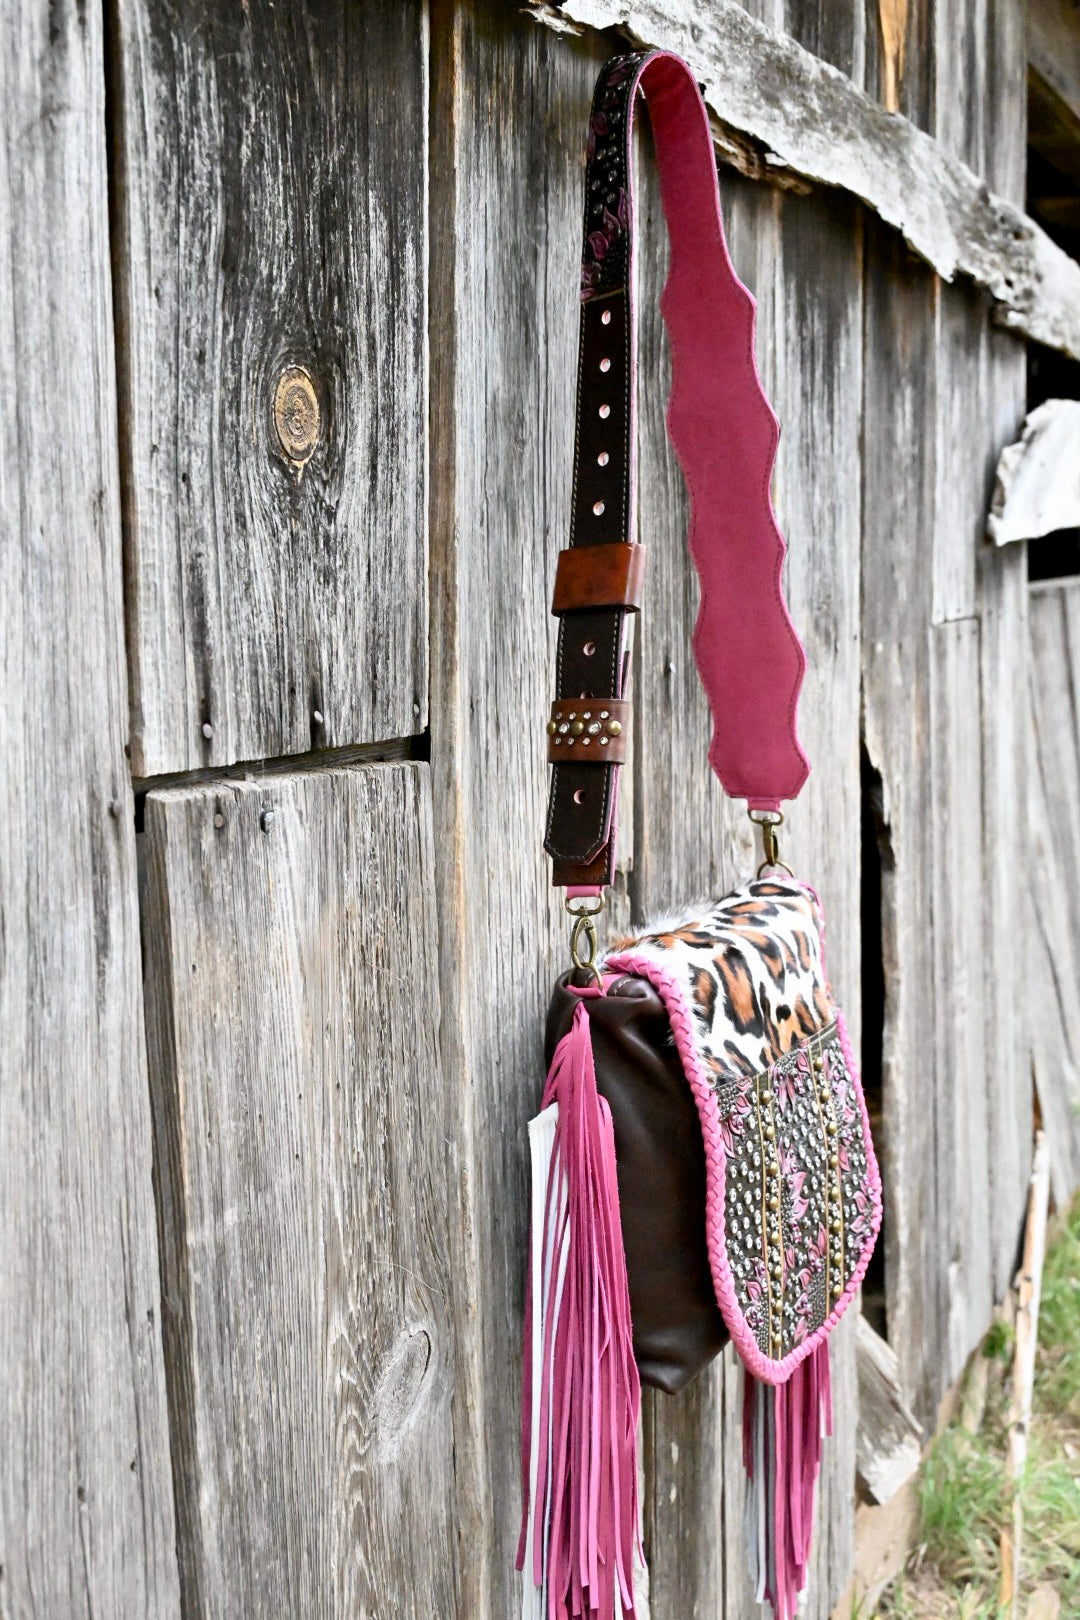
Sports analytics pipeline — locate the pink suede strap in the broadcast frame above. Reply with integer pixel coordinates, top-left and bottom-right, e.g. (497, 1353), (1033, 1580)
(544, 50), (809, 888)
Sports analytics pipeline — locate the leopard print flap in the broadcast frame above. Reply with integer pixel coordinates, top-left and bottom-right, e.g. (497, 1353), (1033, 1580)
(604, 877), (882, 1382)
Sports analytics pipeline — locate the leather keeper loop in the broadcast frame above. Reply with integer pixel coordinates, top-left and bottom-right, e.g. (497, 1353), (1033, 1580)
(547, 697), (628, 763)
(552, 543), (645, 614)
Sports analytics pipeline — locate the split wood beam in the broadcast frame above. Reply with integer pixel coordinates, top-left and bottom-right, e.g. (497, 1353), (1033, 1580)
(521, 0), (1080, 360)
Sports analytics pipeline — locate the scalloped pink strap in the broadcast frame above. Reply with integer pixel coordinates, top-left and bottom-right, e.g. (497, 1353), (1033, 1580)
(545, 50), (809, 887)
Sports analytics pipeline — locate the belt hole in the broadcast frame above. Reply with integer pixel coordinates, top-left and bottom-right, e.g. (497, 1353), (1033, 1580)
(601, 309), (612, 325)
(599, 404), (610, 419)
(597, 451), (609, 466)
(583, 641), (596, 657)
(599, 357), (611, 373)
(592, 500), (605, 516)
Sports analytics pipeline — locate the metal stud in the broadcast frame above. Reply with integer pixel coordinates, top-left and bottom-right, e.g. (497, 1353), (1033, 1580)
(606, 719), (622, 736)
(570, 720), (585, 736)
(547, 719), (557, 736)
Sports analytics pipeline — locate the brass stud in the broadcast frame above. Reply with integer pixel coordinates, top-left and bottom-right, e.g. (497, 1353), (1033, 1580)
(547, 719), (557, 736)
(826, 1119), (837, 1136)
(764, 1125), (775, 1141)
(606, 719), (622, 736)
(769, 1197), (779, 1212)
(829, 1153), (839, 1169)
(570, 720), (585, 736)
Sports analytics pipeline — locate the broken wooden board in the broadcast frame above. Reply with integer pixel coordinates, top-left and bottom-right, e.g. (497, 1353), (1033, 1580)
(112, 0), (429, 776)
(856, 1316), (922, 1505)
(988, 400), (1080, 546)
(141, 764), (457, 1617)
(0, 1), (181, 1612)
(521, 0), (1080, 359)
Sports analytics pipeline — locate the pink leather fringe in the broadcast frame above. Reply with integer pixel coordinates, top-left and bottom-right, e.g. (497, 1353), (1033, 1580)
(518, 1002), (641, 1619)
(743, 1339), (832, 1620)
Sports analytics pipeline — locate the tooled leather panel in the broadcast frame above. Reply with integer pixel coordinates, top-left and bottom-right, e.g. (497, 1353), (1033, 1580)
(604, 878), (882, 1372)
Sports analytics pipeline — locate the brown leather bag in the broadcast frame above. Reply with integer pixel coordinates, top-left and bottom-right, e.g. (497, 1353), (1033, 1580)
(545, 972), (728, 1393)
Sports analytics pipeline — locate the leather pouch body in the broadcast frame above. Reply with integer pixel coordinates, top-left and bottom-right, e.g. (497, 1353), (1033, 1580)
(546, 972), (729, 1394)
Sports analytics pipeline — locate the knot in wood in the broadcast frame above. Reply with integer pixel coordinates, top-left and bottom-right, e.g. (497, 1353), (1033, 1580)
(273, 366), (320, 465)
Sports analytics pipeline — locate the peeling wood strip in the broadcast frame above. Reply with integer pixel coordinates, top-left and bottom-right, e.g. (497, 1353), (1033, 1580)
(855, 1316), (923, 1506)
(520, 0), (1080, 359)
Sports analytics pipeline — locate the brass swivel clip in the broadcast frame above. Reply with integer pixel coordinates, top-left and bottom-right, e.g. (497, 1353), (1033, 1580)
(749, 809), (794, 878)
(565, 893), (605, 988)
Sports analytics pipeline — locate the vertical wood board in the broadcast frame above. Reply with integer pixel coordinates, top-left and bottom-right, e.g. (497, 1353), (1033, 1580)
(861, 222), (940, 1421)
(142, 764), (456, 1618)
(113, 0), (429, 777)
(1029, 583), (1080, 1208)
(0, 2), (180, 1614)
(429, 9), (621, 1612)
(634, 151), (865, 1613)
(977, 353), (1031, 1301)
(929, 615), (993, 1381)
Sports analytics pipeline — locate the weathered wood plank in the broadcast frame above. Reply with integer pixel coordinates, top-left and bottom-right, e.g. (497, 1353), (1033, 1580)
(960, 0), (1031, 1309)
(634, 151), (865, 1614)
(861, 220), (940, 1421)
(855, 1317), (922, 1506)
(141, 764), (456, 1617)
(864, 0), (933, 122)
(978, 525), (1033, 1299)
(931, 289), (984, 625)
(631, 147), (762, 1620)
(112, 0), (429, 777)
(770, 176), (863, 1620)
(428, 8), (614, 1614)
(0, 3), (180, 1613)
(521, 0), (1080, 359)
(977, 320), (1031, 1301)
(1029, 582), (1080, 1209)
(930, 615), (994, 1382)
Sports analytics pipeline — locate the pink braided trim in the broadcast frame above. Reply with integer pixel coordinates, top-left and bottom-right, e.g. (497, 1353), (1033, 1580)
(604, 951), (883, 1386)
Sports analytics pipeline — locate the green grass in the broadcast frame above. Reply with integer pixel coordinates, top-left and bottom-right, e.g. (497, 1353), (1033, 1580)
(874, 1192), (1080, 1618)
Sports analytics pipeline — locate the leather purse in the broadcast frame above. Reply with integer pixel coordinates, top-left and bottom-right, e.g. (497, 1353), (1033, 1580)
(517, 49), (882, 1620)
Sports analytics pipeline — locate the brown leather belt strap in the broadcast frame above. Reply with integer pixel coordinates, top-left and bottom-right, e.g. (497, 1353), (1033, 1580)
(543, 50), (809, 890)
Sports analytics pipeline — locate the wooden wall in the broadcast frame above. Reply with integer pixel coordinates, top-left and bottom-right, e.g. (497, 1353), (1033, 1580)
(0, 4), (180, 1613)
(0, 0), (1050, 1614)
